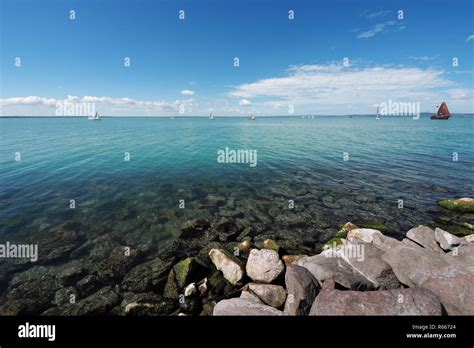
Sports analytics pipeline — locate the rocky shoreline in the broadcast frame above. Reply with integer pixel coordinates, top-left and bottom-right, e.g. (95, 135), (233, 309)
(0, 198), (473, 316)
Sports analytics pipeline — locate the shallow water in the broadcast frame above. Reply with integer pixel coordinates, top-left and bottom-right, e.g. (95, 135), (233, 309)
(1, 116), (473, 251)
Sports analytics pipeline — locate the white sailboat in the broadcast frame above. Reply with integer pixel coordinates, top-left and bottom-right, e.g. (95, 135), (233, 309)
(250, 113), (256, 120)
(88, 112), (101, 121)
(209, 113), (214, 120)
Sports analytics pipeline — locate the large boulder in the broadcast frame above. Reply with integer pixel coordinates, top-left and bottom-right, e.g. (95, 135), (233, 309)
(208, 249), (245, 285)
(213, 298), (285, 316)
(284, 265), (320, 315)
(406, 226), (444, 254)
(297, 243), (400, 290)
(382, 245), (474, 315)
(310, 280), (442, 315)
(297, 252), (372, 290)
(248, 283), (287, 309)
(331, 243), (400, 289)
(246, 249), (285, 283)
(346, 228), (400, 251)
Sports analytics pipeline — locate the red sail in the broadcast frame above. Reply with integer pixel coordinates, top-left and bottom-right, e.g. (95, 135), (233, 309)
(437, 102), (451, 117)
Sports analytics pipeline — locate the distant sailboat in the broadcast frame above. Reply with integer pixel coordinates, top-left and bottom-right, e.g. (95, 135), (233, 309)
(431, 101), (451, 120)
(209, 113), (214, 120)
(88, 112), (101, 121)
(376, 106), (380, 120)
(249, 113), (256, 120)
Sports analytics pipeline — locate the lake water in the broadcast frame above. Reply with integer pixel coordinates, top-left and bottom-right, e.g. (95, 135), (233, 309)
(1, 115), (473, 253)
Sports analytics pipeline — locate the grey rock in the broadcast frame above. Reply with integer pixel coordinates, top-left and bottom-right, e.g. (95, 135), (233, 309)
(209, 248), (245, 285)
(347, 228), (400, 251)
(213, 298), (285, 316)
(310, 280), (442, 315)
(246, 249), (285, 284)
(298, 253), (371, 289)
(382, 245), (474, 315)
(284, 265), (320, 315)
(240, 290), (264, 304)
(434, 228), (464, 251)
(248, 283), (287, 308)
(406, 225), (444, 254)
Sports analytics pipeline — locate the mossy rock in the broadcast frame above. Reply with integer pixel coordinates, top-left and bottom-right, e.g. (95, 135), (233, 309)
(439, 198), (474, 213)
(322, 238), (345, 250)
(434, 223), (473, 237)
(353, 220), (390, 234)
(333, 222), (358, 239)
(262, 239), (280, 253)
(173, 257), (196, 289)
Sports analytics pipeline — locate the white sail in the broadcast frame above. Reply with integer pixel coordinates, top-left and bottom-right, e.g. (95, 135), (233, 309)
(88, 112), (101, 120)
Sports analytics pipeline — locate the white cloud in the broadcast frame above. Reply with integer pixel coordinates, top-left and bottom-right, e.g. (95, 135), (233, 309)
(466, 34), (474, 42)
(410, 55), (439, 61)
(0, 96), (57, 106)
(229, 63), (471, 112)
(357, 20), (396, 39)
(239, 99), (252, 106)
(365, 10), (391, 19)
(0, 95), (184, 116)
(180, 89), (195, 96)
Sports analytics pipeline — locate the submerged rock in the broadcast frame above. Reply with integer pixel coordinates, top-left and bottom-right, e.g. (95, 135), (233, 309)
(284, 265), (320, 315)
(246, 249), (285, 284)
(37, 222), (84, 264)
(310, 280), (442, 316)
(439, 198), (474, 213)
(45, 286), (120, 315)
(121, 258), (171, 293)
(123, 293), (177, 316)
(180, 219), (211, 239)
(208, 248), (245, 285)
(213, 298), (285, 316)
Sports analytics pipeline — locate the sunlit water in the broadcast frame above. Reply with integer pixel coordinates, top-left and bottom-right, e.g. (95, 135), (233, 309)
(1, 116), (473, 252)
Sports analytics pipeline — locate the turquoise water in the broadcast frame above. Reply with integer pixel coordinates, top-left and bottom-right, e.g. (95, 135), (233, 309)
(0, 116), (473, 251)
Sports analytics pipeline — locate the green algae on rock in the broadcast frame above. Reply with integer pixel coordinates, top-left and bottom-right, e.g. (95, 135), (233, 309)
(439, 198), (474, 213)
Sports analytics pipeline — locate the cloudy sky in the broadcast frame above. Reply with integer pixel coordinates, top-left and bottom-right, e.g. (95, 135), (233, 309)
(1, 0), (473, 116)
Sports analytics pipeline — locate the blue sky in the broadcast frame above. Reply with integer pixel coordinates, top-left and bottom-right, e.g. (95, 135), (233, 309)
(1, 0), (473, 116)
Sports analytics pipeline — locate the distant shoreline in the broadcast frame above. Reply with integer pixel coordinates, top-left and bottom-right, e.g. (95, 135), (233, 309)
(1, 114), (473, 119)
